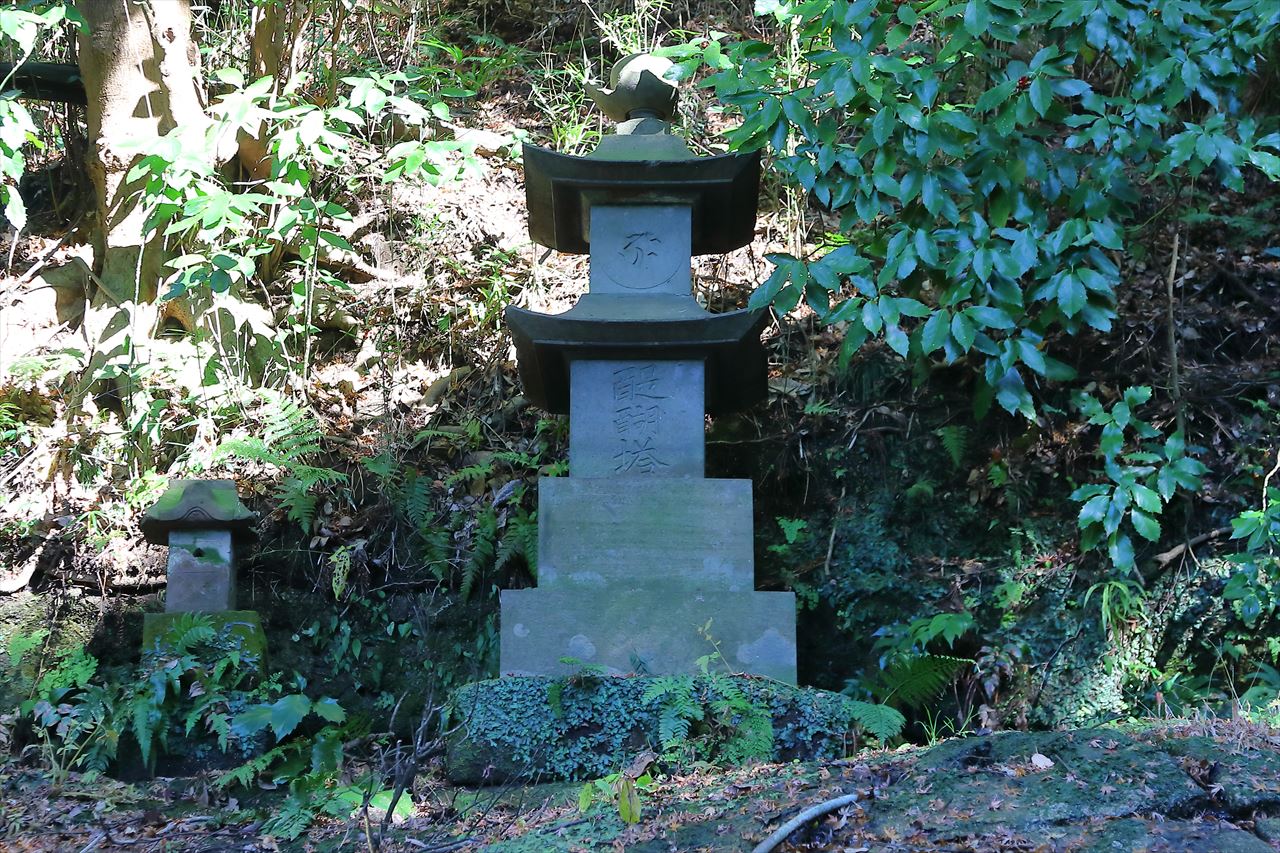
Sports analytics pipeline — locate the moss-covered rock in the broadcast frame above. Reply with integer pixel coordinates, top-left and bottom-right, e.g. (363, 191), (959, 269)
(0, 590), (119, 712)
(452, 725), (1280, 851)
(866, 728), (1203, 839)
(1142, 730), (1280, 813)
(446, 675), (871, 784)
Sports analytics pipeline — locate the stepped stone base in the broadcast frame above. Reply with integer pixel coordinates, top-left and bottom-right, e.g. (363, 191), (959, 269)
(538, 477), (754, 589)
(500, 586), (796, 682)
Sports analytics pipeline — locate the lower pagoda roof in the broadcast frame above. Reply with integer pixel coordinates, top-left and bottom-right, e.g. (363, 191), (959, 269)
(504, 294), (768, 415)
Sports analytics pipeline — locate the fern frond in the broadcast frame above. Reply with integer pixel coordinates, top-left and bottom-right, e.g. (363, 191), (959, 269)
(215, 391), (346, 531)
(878, 654), (969, 708)
(935, 425), (970, 470)
(659, 705), (692, 750)
(846, 700), (906, 741)
(446, 462), (495, 487)
(163, 613), (216, 654)
(403, 472), (434, 534)
(495, 509), (538, 573)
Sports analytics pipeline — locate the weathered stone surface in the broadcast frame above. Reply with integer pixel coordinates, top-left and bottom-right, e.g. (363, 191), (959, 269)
(1078, 818), (1275, 852)
(1147, 732), (1280, 813)
(462, 726), (1280, 850)
(536, 477), (752, 588)
(163, 530), (234, 612)
(588, 205), (691, 295)
(447, 676), (860, 784)
(140, 479), (256, 545)
(500, 586), (795, 681)
(569, 360), (704, 478)
(865, 729), (1203, 840)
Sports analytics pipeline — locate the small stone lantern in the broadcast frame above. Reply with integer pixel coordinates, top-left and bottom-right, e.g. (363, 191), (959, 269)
(140, 479), (264, 655)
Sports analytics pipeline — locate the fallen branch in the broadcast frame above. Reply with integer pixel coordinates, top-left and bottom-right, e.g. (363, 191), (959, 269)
(1153, 527), (1232, 568)
(752, 792), (862, 853)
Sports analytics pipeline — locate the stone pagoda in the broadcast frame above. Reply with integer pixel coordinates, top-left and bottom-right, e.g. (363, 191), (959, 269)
(500, 55), (796, 682)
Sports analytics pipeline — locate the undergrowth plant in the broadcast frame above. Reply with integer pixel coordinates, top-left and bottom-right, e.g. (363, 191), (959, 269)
(12, 614), (262, 781)
(1222, 452), (1280, 631)
(1070, 386), (1206, 574)
(4, 614), (367, 839)
(215, 390), (347, 530)
(642, 653), (776, 763)
(862, 611), (974, 729)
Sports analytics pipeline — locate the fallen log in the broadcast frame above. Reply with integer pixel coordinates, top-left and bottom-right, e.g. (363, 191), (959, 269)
(0, 61), (86, 104)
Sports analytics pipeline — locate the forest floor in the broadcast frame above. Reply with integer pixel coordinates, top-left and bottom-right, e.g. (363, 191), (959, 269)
(3, 719), (1279, 851)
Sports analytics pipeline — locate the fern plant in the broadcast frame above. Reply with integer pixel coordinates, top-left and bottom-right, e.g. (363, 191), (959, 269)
(215, 391), (347, 529)
(23, 613), (263, 779)
(642, 674), (703, 755)
(843, 699), (907, 742)
(641, 656), (776, 763)
(874, 654), (970, 708)
(935, 425), (971, 470)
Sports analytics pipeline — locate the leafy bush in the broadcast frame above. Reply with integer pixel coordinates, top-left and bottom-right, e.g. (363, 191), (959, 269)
(12, 614), (261, 781)
(667, 0), (1279, 416)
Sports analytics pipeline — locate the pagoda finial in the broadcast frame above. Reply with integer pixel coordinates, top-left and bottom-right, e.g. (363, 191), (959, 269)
(586, 53), (679, 125)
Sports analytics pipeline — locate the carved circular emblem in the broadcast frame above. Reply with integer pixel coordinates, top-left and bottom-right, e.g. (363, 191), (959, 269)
(604, 230), (684, 290)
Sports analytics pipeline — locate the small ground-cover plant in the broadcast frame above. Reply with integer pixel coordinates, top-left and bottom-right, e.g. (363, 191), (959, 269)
(3, 613), (368, 839)
(8, 614), (260, 780)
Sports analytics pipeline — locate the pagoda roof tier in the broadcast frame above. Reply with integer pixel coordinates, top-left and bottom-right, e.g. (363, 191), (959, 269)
(504, 295), (768, 415)
(522, 144), (760, 256)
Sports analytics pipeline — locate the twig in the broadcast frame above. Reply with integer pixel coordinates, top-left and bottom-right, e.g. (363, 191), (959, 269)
(751, 792), (862, 853)
(1263, 449), (1280, 516)
(1165, 229), (1184, 436)
(822, 485), (845, 577)
(1153, 527), (1232, 568)
(403, 837), (475, 852)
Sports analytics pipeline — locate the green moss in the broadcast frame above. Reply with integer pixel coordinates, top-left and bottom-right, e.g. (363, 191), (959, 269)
(142, 611), (266, 664)
(446, 675), (868, 784)
(0, 591), (108, 712)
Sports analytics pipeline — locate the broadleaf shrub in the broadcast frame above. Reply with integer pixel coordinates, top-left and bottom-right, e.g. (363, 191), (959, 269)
(667, 0), (1280, 416)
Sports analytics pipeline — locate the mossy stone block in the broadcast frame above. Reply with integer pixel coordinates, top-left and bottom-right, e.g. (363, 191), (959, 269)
(142, 610), (267, 664)
(446, 675), (864, 785)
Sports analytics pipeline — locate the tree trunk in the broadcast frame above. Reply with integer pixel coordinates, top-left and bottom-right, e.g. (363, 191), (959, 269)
(240, 0), (315, 183)
(75, 0), (207, 308)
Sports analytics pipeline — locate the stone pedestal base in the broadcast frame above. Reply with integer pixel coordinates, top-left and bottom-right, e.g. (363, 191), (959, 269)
(501, 475), (796, 682)
(500, 586), (795, 682)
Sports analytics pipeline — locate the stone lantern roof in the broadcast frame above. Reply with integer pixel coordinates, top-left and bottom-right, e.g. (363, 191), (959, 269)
(140, 479), (258, 546)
